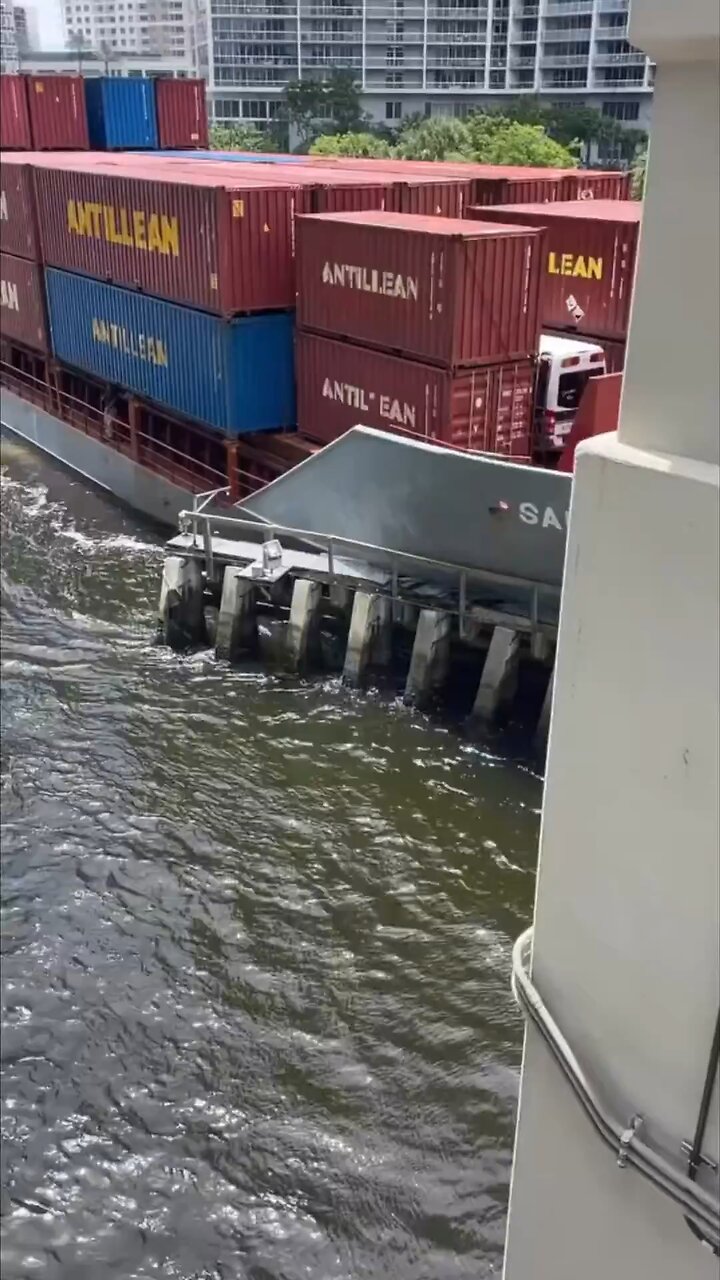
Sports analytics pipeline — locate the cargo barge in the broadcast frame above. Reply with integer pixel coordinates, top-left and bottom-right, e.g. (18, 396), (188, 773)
(1, 133), (631, 534)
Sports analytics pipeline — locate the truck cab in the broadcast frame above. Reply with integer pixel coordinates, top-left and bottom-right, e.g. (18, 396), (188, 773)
(535, 334), (607, 452)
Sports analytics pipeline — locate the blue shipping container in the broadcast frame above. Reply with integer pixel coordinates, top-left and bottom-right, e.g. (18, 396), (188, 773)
(85, 77), (159, 149)
(45, 268), (296, 436)
(154, 151), (307, 164)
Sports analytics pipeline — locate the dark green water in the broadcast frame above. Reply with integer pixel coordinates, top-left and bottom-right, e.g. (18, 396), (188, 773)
(1, 436), (541, 1280)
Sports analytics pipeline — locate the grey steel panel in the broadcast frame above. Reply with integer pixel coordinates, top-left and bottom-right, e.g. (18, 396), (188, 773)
(242, 427), (572, 589)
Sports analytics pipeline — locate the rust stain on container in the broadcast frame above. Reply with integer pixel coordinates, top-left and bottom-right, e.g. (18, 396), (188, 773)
(468, 199), (641, 341)
(31, 156), (300, 314)
(1, 252), (48, 352)
(297, 209), (542, 369)
(0, 75), (32, 150)
(296, 330), (534, 456)
(0, 157), (39, 260)
(26, 76), (89, 150)
(155, 78), (209, 149)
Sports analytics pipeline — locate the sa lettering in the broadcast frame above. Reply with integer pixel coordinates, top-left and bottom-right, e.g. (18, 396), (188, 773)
(519, 502), (567, 531)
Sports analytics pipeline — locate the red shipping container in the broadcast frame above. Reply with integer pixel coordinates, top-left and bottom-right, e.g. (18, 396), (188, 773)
(471, 172), (565, 206)
(598, 336), (627, 373)
(0, 160), (39, 260)
(155, 77), (209, 149)
(0, 75), (32, 150)
(392, 177), (471, 219)
(296, 210), (542, 369)
(562, 171), (631, 201)
(467, 199), (641, 341)
(25, 75), (89, 150)
(297, 330), (533, 454)
(31, 159), (303, 314)
(1, 252), (48, 352)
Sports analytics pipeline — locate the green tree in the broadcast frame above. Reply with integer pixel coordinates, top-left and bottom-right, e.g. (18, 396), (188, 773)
(631, 148), (647, 199)
(98, 40), (114, 76)
(324, 68), (368, 135)
(467, 114), (577, 167)
(501, 98), (646, 167)
(310, 131), (391, 158)
(66, 29), (89, 74)
(283, 71), (367, 149)
(394, 118), (474, 161)
(284, 77), (328, 149)
(209, 122), (267, 152)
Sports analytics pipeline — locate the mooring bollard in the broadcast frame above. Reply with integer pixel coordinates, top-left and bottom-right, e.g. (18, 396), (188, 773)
(215, 567), (258, 662)
(403, 608), (452, 708)
(157, 555), (205, 652)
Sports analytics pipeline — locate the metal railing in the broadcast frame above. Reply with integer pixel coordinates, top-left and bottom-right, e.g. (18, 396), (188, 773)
(179, 505), (560, 639)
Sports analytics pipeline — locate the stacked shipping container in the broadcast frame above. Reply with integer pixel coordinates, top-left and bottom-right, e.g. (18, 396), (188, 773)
(0, 150), (296, 434)
(0, 74), (207, 151)
(468, 199), (641, 371)
(0, 151), (47, 354)
(0, 134), (636, 470)
(294, 209), (543, 454)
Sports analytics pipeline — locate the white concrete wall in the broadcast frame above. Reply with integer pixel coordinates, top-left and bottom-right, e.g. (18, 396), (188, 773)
(618, 61), (719, 466)
(502, 0), (720, 1275)
(504, 440), (719, 1280)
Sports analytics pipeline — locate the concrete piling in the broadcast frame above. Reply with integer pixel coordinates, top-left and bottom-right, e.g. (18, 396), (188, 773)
(286, 578), (323, 672)
(530, 631), (554, 664)
(404, 608), (452, 707)
(215, 567), (258, 662)
(157, 555), (205, 651)
(472, 625), (521, 723)
(535, 668), (555, 753)
(343, 591), (393, 687)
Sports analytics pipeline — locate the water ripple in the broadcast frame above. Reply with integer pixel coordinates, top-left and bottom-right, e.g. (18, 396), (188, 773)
(1, 439), (540, 1280)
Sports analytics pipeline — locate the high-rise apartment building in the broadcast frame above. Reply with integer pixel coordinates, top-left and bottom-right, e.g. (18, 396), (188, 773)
(199, 0), (653, 141)
(0, 0), (19, 69)
(13, 4), (40, 52)
(62, 0), (195, 61)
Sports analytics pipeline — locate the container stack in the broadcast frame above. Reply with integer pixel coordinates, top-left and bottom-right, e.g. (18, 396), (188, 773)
(467, 199), (642, 372)
(294, 209), (544, 455)
(1, 151), (295, 436)
(0, 156), (47, 355)
(0, 73), (207, 151)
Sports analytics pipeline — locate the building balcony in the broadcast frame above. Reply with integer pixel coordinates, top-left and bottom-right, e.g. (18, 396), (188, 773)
(365, 54), (424, 67)
(303, 52), (362, 65)
(596, 0), (629, 10)
(365, 31), (426, 42)
(540, 53), (589, 66)
(593, 49), (647, 63)
(515, 3), (539, 16)
(427, 54), (486, 68)
(593, 73), (646, 87)
(594, 24), (629, 38)
(545, 1), (593, 14)
(510, 54), (536, 67)
(540, 24), (591, 40)
(303, 5), (361, 17)
(301, 31), (364, 41)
